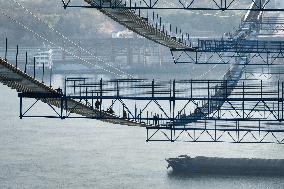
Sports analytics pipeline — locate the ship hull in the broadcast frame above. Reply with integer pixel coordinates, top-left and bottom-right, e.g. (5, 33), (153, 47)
(167, 156), (284, 176)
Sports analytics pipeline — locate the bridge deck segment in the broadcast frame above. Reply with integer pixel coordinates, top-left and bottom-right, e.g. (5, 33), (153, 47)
(84, 0), (190, 49)
(0, 57), (146, 127)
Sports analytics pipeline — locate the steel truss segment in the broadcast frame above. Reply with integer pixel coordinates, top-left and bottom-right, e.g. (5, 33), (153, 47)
(170, 41), (284, 65)
(146, 122), (284, 144)
(196, 40), (284, 54)
(15, 69), (284, 143)
(170, 49), (238, 64)
(215, 99), (281, 121)
(64, 78), (284, 122)
(62, 0), (282, 11)
(18, 88), (284, 144)
(19, 94), (65, 119)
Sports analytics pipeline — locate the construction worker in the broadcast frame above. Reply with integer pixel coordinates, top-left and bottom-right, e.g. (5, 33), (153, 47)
(56, 87), (63, 94)
(107, 107), (114, 114)
(123, 109), (127, 119)
(95, 100), (101, 110)
(153, 115), (158, 126)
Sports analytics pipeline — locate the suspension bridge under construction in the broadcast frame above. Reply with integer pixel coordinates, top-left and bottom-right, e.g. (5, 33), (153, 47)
(1, 0), (284, 143)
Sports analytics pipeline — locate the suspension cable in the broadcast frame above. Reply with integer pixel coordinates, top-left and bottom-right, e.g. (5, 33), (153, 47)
(1, 10), (126, 77)
(11, 0), (136, 79)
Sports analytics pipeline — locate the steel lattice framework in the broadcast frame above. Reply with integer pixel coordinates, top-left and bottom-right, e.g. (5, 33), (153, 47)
(1, 0), (284, 143)
(17, 76), (284, 143)
(170, 39), (284, 65)
(62, 0), (280, 11)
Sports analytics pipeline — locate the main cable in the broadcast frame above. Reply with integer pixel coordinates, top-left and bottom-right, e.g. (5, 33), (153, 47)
(1, 10), (126, 77)
(11, 0), (136, 79)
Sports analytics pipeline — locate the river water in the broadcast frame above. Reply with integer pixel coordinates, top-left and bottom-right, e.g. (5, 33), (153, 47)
(1, 76), (284, 189)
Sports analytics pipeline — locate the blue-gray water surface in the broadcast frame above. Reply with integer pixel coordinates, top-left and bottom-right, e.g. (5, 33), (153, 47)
(1, 83), (284, 189)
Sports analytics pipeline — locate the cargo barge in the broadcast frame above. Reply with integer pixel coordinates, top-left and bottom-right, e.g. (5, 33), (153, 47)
(166, 155), (284, 175)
